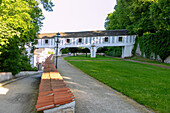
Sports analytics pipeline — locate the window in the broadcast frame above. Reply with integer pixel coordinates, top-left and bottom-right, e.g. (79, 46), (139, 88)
(105, 37), (108, 42)
(66, 39), (70, 43)
(45, 40), (48, 44)
(119, 37), (123, 42)
(79, 38), (82, 43)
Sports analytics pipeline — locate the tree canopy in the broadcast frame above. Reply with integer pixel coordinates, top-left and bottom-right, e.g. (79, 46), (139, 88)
(0, 0), (54, 74)
(105, 0), (170, 62)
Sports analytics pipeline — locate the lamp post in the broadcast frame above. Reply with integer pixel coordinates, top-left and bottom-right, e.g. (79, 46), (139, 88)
(55, 32), (61, 69)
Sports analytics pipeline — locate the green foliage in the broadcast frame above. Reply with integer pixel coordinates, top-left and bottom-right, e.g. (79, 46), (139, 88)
(155, 30), (170, 62)
(105, 47), (122, 57)
(80, 48), (90, 57)
(68, 47), (80, 56)
(0, 0), (53, 74)
(0, 39), (21, 75)
(62, 48), (69, 54)
(150, 0), (170, 30)
(132, 37), (139, 56)
(105, 0), (170, 60)
(20, 54), (37, 71)
(138, 30), (170, 62)
(97, 47), (108, 53)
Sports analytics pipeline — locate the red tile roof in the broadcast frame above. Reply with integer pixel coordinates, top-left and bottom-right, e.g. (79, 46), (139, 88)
(36, 55), (75, 111)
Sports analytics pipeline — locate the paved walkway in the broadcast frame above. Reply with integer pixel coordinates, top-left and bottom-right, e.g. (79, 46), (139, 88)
(124, 59), (170, 69)
(58, 57), (151, 113)
(0, 73), (41, 113)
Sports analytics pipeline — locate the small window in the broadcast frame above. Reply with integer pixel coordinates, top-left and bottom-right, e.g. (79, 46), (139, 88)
(67, 39), (70, 43)
(105, 37), (108, 42)
(45, 40), (48, 44)
(119, 37), (123, 42)
(79, 38), (82, 43)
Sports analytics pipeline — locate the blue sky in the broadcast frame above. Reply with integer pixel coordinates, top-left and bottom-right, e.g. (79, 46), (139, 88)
(40, 0), (116, 33)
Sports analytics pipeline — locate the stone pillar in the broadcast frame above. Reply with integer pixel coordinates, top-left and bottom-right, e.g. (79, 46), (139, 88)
(90, 46), (97, 58)
(121, 45), (134, 58)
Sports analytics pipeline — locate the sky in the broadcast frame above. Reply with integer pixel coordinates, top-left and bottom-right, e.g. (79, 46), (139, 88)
(40, 0), (116, 33)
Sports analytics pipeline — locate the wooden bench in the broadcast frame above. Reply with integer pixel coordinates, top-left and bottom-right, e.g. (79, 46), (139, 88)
(36, 55), (75, 112)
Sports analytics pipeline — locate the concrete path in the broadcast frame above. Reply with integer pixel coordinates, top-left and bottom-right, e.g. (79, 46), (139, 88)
(58, 57), (151, 113)
(124, 59), (170, 69)
(0, 73), (41, 113)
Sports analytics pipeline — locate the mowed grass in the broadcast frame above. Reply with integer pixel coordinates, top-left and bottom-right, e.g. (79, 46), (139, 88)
(64, 56), (170, 113)
(64, 55), (122, 60)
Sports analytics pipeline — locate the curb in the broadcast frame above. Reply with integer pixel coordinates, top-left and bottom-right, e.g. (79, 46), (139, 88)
(0, 72), (42, 87)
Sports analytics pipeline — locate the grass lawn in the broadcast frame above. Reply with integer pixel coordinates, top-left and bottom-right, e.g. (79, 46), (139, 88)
(128, 56), (170, 66)
(64, 56), (170, 113)
(64, 55), (122, 60)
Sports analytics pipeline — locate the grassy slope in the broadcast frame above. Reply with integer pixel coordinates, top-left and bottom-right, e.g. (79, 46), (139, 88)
(64, 56), (170, 113)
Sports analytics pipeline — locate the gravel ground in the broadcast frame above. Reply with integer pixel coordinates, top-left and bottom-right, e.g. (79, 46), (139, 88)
(58, 57), (152, 113)
(0, 73), (41, 113)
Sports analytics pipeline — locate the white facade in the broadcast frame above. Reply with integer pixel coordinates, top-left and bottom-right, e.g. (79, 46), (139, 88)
(34, 35), (136, 58)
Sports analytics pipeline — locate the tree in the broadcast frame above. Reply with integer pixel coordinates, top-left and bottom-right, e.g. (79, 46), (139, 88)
(81, 48), (90, 57)
(68, 48), (79, 56)
(150, 0), (170, 31)
(0, 0), (54, 74)
(104, 0), (170, 61)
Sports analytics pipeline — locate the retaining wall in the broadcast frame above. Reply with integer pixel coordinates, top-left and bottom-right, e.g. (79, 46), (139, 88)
(0, 71), (41, 82)
(0, 72), (13, 82)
